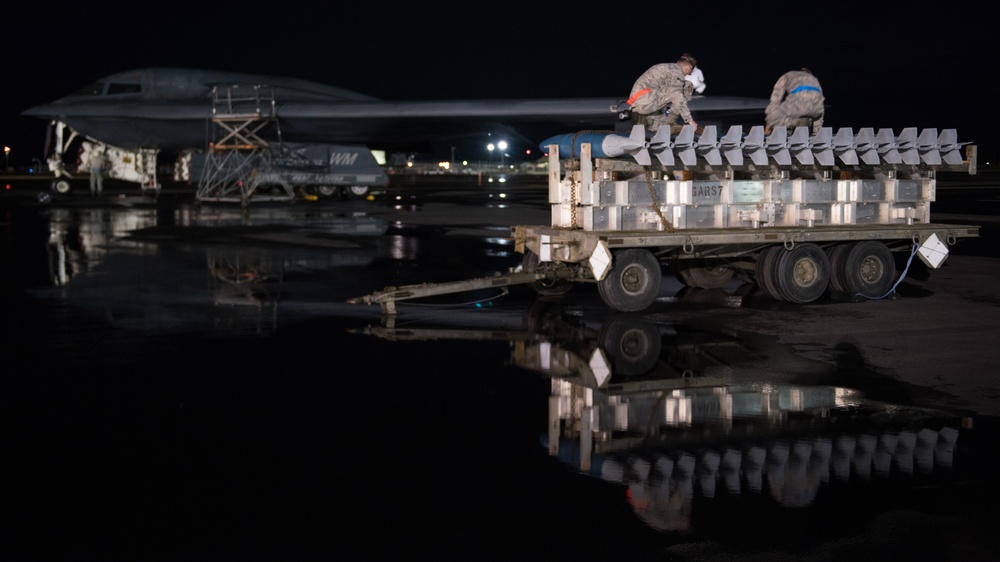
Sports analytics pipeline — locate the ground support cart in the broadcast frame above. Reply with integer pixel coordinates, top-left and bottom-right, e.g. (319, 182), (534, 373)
(350, 125), (981, 314)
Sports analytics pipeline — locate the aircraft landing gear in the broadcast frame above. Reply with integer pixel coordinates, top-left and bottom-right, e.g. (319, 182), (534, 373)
(51, 179), (73, 195)
(342, 185), (370, 199)
(312, 185), (371, 199)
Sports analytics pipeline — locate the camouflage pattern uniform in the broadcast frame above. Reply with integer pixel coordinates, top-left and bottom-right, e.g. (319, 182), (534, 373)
(89, 147), (105, 196)
(627, 63), (693, 133)
(765, 70), (825, 134)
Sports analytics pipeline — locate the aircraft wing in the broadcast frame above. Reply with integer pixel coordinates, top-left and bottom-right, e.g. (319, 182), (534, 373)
(23, 97), (625, 152)
(275, 96), (768, 139)
(21, 68), (770, 156)
(25, 96), (770, 156)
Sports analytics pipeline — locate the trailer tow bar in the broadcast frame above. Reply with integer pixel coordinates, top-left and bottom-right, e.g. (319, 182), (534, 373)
(347, 270), (545, 315)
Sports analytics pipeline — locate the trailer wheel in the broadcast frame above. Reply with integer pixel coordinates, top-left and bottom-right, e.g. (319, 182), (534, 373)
(775, 243), (830, 303)
(522, 250), (572, 296)
(315, 185), (339, 198)
(51, 179), (72, 195)
(673, 258), (734, 289)
(839, 241), (895, 298)
(754, 246), (785, 301)
(825, 243), (850, 294)
(597, 249), (661, 312)
(343, 185), (370, 199)
(599, 316), (661, 377)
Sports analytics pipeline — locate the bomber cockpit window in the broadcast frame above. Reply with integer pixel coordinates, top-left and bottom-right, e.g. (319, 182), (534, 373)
(68, 80), (142, 96)
(71, 81), (105, 96)
(107, 82), (143, 95)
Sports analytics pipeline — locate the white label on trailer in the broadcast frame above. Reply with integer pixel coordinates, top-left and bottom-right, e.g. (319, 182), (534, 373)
(589, 240), (612, 281)
(918, 233), (949, 268)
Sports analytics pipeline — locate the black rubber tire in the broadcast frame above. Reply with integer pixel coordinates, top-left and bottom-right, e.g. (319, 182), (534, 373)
(840, 241), (895, 298)
(315, 185), (338, 198)
(522, 250), (573, 296)
(774, 243), (830, 303)
(51, 179), (72, 195)
(343, 185), (371, 199)
(754, 246), (785, 301)
(826, 243), (850, 294)
(673, 258), (694, 287)
(673, 258), (734, 289)
(597, 249), (662, 312)
(598, 316), (662, 378)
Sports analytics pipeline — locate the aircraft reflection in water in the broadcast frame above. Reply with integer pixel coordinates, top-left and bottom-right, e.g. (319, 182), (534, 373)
(360, 302), (967, 535)
(39, 203), (391, 335)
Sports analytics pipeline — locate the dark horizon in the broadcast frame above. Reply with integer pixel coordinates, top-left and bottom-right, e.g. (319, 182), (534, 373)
(3, 1), (996, 167)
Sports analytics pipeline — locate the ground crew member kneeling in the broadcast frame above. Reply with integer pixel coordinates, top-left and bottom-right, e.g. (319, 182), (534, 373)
(627, 54), (699, 135)
(765, 68), (825, 135)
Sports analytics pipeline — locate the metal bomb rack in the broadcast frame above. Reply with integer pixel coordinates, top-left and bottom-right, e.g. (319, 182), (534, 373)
(542, 125), (977, 232)
(542, 124), (973, 169)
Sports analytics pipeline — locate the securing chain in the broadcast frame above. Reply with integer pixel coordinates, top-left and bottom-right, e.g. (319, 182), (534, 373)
(570, 179), (578, 228)
(564, 129), (675, 232)
(643, 167), (675, 232)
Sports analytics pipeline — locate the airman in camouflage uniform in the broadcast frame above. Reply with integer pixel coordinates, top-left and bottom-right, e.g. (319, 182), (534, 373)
(627, 54), (699, 134)
(765, 69), (825, 135)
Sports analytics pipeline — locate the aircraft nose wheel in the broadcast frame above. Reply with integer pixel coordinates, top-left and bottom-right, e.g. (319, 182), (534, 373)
(51, 179), (72, 195)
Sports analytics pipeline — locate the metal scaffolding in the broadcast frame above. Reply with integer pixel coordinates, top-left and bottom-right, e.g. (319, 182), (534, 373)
(196, 83), (295, 205)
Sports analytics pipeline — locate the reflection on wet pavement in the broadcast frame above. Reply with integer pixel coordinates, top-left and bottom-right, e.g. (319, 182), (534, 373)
(4, 187), (1000, 560)
(358, 301), (989, 548)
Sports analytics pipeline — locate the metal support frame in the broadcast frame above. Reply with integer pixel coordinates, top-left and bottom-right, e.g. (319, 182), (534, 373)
(196, 84), (294, 205)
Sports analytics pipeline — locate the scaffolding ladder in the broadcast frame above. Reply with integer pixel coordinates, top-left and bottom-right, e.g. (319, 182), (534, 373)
(196, 84), (295, 205)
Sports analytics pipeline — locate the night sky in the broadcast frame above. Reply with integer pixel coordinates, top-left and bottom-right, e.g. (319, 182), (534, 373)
(2, 1), (997, 166)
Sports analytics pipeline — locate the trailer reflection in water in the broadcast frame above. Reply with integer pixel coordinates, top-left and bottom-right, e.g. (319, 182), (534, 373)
(544, 378), (960, 534)
(359, 301), (969, 536)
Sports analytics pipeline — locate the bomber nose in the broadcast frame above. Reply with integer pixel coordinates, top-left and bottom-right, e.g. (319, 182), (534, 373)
(21, 103), (55, 117)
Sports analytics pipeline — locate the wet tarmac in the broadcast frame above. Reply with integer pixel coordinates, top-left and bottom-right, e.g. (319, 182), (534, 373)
(3, 174), (1000, 561)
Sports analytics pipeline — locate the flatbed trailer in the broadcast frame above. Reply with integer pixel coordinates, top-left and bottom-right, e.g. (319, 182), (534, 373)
(349, 124), (981, 314)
